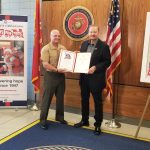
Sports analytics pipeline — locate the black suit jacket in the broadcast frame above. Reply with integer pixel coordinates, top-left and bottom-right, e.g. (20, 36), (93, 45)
(80, 39), (111, 92)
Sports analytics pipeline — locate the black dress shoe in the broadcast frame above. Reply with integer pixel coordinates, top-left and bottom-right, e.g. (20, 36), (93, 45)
(94, 126), (101, 135)
(40, 123), (48, 130)
(74, 121), (89, 128)
(56, 119), (68, 124)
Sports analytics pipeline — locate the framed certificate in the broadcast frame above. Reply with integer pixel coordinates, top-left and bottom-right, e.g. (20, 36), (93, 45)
(140, 12), (150, 83)
(74, 52), (91, 73)
(57, 49), (91, 73)
(57, 49), (76, 72)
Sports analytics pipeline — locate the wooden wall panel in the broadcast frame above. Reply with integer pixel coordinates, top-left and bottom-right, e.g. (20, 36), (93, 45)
(41, 0), (150, 120)
(117, 85), (150, 119)
(39, 77), (113, 113)
(119, 0), (150, 86)
(42, 0), (110, 50)
(64, 79), (112, 113)
(42, 0), (111, 79)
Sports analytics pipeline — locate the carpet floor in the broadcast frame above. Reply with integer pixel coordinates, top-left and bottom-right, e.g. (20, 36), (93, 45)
(0, 120), (150, 150)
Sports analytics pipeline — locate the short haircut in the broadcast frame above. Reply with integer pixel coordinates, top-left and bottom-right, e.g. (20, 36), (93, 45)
(89, 25), (99, 32)
(50, 29), (60, 36)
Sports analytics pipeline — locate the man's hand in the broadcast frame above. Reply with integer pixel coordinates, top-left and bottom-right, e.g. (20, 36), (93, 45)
(88, 66), (96, 74)
(43, 62), (57, 72)
(74, 50), (80, 53)
(57, 68), (67, 73)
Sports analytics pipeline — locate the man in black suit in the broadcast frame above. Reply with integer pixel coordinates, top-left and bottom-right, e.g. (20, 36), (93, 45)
(74, 25), (111, 135)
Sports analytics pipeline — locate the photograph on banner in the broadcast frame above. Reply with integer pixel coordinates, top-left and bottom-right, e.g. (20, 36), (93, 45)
(57, 49), (91, 73)
(0, 40), (24, 76)
(140, 12), (150, 83)
(0, 15), (27, 106)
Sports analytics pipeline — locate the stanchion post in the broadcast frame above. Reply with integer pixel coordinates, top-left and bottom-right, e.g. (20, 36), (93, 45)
(134, 94), (150, 138)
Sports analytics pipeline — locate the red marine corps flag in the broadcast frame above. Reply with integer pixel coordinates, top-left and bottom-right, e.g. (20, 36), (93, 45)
(106, 0), (121, 98)
(32, 0), (42, 93)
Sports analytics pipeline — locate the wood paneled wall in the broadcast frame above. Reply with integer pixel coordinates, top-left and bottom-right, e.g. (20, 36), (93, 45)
(41, 0), (150, 120)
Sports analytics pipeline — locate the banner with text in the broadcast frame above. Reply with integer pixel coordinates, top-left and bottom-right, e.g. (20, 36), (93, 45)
(0, 15), (27, 107)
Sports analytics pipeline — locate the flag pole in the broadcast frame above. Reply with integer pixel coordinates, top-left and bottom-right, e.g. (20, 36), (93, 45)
(31, 0), (42, 111)
(105, 69), (121, 128)
(30, 93), (39, 111)
(134, 94), (150, 138)
(104, 0), (122, 128)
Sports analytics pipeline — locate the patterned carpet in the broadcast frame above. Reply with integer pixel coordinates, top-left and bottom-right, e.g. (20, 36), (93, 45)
(0, 120), (150, 150)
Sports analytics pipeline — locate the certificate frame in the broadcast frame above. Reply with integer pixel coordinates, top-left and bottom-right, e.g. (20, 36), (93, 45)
(57, 49), (91, 73)
(74, 52), (91, 73)
(57, 49), (77, 72)
(140, 12), (150, 83)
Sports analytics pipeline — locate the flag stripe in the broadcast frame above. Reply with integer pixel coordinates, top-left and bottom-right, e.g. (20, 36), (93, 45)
(111, 48), (121, 64)
(107, 21), (121, 45)
(107, 55), (121, 78)
(109, 27), (121, 48)
(107, 78), (113, 93)
(111, 40), (121, 56)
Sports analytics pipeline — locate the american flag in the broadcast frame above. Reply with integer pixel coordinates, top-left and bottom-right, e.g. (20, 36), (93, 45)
(106, 0), (121, 97)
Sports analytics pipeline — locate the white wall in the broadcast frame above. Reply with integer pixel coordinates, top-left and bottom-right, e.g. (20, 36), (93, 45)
(1, 0), (36, 101)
